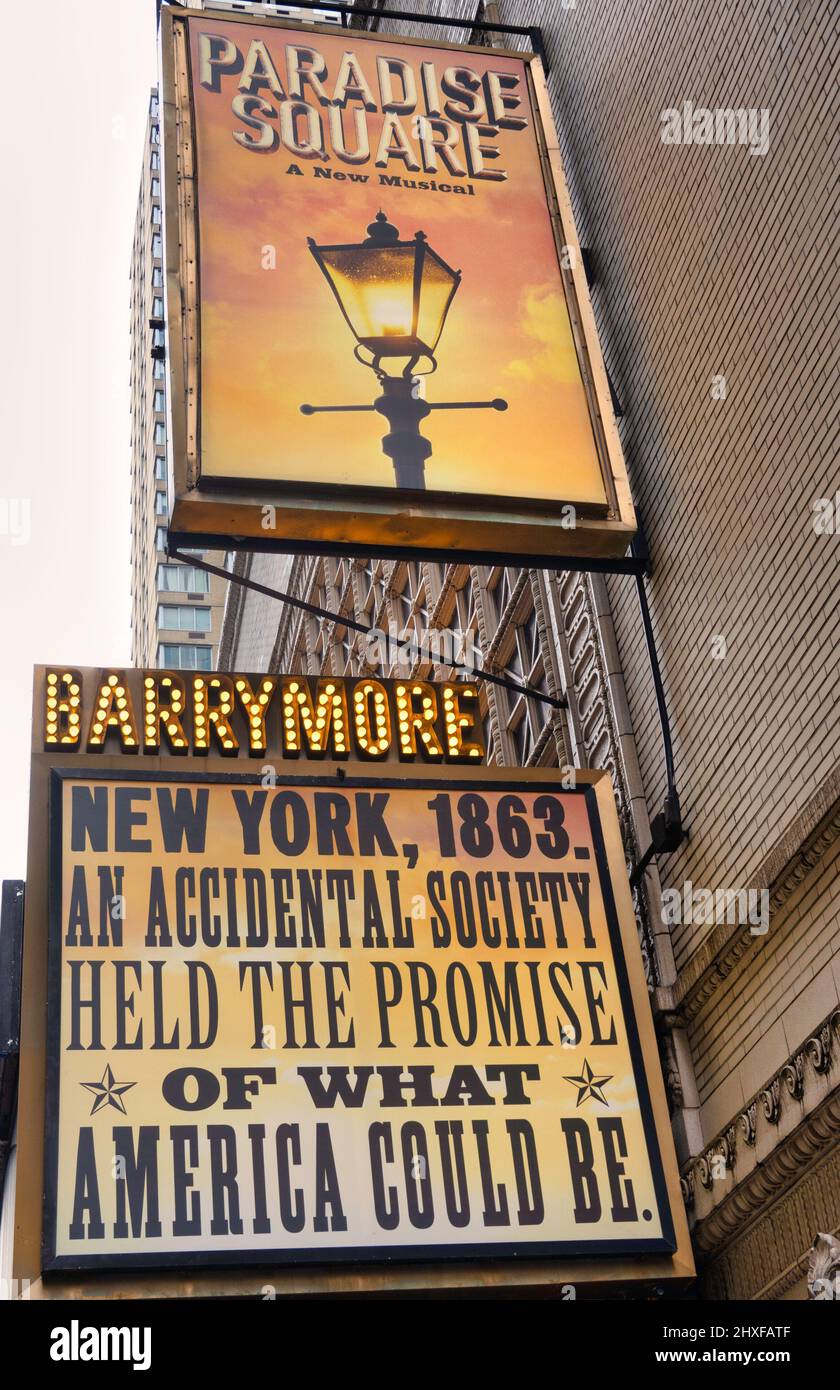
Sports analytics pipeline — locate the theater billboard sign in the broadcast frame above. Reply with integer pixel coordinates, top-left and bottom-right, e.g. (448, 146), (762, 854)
(159, 5), (637, 565)
(10, 667), (692, 1296)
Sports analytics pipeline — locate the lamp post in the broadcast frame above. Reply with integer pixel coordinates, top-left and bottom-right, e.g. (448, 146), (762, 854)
(302, 212), (507, 491)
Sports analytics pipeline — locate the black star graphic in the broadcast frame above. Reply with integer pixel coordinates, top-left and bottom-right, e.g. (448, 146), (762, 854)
(81, 1064), (136, 1117)
(563, 1058), (612, 1107)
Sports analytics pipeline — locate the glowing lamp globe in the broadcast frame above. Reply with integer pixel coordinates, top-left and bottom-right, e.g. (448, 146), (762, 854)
(308, 212), (461, 372)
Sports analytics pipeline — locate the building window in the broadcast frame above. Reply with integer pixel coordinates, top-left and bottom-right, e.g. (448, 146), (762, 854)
(152, 327), (165, 349)
(453, 575), (476, 634)
(154, 456), (166, 480)
(499, 599), (550, 766)
(333, 624), (355, 676)
(152, 205), (161, 224)
(151, 123), (159, 143)
(157, 563), (209, 595)
(331, 557), (348, 598)
(152, 266), (163, 287)
(155, 526), (168, 551)
(360, 559), (387, 621)
(158, 643), (212, 671)
(153, 357), (165, 379)
(395, 563), (428, 662)
(490, 567), (518, 625)
(154, 491), (168, 516)
(153, 389), (165, 413)
(151, 177), (160, 197)
(151, 151), (160, 171)
(152, 233), (162, 258)
(152, 297), (164, 318)
(158, 605), (211, 633)
(154, 422), (166, 445)
(450, 574), (481, 675)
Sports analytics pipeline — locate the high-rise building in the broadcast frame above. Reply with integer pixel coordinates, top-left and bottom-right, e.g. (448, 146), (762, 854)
(218, 0), (840, 1299)
(129, 88), (228, 671)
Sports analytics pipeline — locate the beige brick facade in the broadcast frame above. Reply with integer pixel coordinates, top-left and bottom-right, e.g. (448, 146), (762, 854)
(218, 0), (839, 1298)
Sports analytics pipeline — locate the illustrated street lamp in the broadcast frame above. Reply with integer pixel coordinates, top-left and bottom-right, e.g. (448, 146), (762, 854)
(302, 212), (507, 490)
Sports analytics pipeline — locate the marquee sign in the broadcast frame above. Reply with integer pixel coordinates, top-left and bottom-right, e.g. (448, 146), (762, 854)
(10, 668), (692, 1290)
(42, 767), (674, 1270)
(160, 6), (637, 563)
(41, 668), (484, 763)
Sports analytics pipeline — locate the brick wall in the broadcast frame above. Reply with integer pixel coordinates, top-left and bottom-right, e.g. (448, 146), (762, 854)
(489, 0), (839, 974)
(219, 553), (293, 673)
(687, 834), (840, 1141)
(218, 0), (838, 1230)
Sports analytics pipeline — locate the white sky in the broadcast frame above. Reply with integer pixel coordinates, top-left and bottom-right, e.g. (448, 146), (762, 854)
(0, 0), (158, 879)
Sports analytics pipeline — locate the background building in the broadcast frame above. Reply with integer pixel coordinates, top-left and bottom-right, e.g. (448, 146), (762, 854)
(217, 0), (839, 1298)
(130, 88), (228, 670)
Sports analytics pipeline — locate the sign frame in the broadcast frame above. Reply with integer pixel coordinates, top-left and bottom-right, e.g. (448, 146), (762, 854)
(14, 664), (692, 1296)
(160, 5), (637, 564)
(42, 766), (674, 1273)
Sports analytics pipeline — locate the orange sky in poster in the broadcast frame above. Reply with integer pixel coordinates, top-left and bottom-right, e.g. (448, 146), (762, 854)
(187, 18), (606, 504)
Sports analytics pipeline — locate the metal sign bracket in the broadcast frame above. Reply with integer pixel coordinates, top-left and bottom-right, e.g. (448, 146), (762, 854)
(169, 528), (685, 883)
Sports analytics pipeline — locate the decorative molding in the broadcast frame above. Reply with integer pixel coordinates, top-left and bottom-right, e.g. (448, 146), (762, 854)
(683, 1007), (840, 1256)
(680, 1166), (695, 1212)
(760, 1078), (781, 1126)
(530, 571), (565, 710)
(807, 1021), (834, 1075)
(426, 563), (460, 630)
(698, 1095), (840, 1265)
(807, 1232), (840, 1299)
(659, 1029), (684, 1114)
(739, 1102), (757, 1148)
(553, 569), (655, 987)
(756, 764), (840, 893)
(700, 1147), (840, 1301)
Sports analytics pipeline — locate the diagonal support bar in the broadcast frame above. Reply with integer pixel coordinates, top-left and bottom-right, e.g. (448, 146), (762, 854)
(169, 549), (566, 712)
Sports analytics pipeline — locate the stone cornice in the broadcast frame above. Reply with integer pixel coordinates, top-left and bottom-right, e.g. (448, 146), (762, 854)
(681, 1007), (840, 1255)
(676, 767), (840, 1020)
(703, 1151), (840, 1300)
